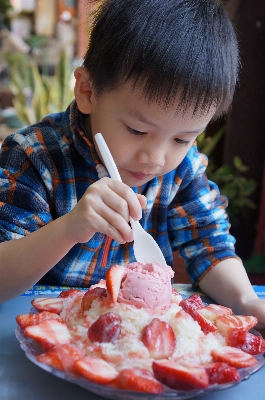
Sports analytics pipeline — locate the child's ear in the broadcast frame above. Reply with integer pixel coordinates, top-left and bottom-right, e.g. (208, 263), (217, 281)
(74, 67), (94, 114)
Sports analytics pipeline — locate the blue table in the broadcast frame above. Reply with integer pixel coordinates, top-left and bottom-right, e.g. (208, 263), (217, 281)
(1, 286), (265, 400)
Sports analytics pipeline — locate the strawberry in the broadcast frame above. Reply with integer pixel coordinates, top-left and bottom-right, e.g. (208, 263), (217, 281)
(215, 315), (258, 337)
(152, 359), (209, 390)
(117, 368), (164, 394)
(24, 319), (71, 351)
(31, 297), (65, 314)
(204, 362), (240, 385)
(179, 296), (216, 334)
(16, 311), (61, 329)
(179, 294), (204, 310)
(197, 304), (232, 325)
(37, 343), (84, 373)
(226, 329), (265, 355)
(211, 346), (258, 368)
(106, 264), (124, 302)
(58, 289), (82, 298)
(90, 279), (107, 290)
(141, 318), (176, 359)
(88, 312), (121, 343)
(81, 287), (107, 312)
(171, 288), (182, 304)
(75, 356), (118, 384)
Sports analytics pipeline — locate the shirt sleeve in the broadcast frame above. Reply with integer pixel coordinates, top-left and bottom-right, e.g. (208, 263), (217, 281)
(167, 143), (240, 286)
(0, 132), (53, 242)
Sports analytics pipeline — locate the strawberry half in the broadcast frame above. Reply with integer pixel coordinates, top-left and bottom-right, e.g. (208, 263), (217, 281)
(141, 318), (176, 359)
(197, 304), (232, 325)
(106, 264), (124, 302)
(204, 362), (240, 385)
(24, 319), (71, 351)
(211, 346), (258, 368)
(16, 311), (61, 329)
(75, 356), (118, 384)
(37, 343), (84, 373)
(90, 279), (107, 290)
(88, 312), (121, 343)
(226, 329), (265, 355)
(81, 287), (107, 312)
(215, 315), (258, 337)
(152, 359), (209, 390)
(179, 297), (217, 335)
(58, 289), (82, 298)
(117, 368), (164, 394)
(31, 297), (65, 314)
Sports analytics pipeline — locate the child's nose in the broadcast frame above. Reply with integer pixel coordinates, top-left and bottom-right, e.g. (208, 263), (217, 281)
(137, 146), (165, 167)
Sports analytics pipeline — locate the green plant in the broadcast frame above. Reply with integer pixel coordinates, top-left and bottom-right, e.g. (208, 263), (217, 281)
(197, 129), (256, 225)
(5, 48), (74, 126)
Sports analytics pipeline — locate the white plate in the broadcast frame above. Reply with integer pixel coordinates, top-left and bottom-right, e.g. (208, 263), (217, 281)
(15, 324), (265, 400)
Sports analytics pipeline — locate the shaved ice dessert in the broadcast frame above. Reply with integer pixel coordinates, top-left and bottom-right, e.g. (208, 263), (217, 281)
(16, 262), (265, 394)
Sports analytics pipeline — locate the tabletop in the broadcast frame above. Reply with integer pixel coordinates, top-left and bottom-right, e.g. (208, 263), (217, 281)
(1, 285), (265, 400)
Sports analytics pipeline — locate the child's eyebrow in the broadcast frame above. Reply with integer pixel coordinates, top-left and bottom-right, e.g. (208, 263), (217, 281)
(125, 110), (206, 135)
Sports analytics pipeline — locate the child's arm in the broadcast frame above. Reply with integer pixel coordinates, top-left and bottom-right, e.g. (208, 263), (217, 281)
(0, 178), (146, 303)
(198, 258), (265, 328)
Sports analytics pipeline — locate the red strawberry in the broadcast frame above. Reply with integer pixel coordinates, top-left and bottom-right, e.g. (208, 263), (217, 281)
(226, 329), (265, 355)
(152, 359), (209, 390)
(141, 318), (176, 359)
(58, 289), (82, 298)
(31, 297), (65, 314)
(90, 279), (107, 290)
(16, 311), (61, 329)
(81, 287), (107, 312)
(211, 346), (258, 368)
(117, 368), (164, 394)
(204, 362), (240, 385)
(179, 297), (216, 334)
(75, 356), (118, 384)
(24, 319), (71, 351)
(180, 294), (204, 310)
(197, 304), (232, 325)
(106, 264), (124, 302)
(88, 312), (121, 343)
(215, 315), (258, 337)
(37, 343), (84, 373)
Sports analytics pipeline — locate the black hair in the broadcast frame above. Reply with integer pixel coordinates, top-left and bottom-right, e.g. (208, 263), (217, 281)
(83, 0), (239, 118)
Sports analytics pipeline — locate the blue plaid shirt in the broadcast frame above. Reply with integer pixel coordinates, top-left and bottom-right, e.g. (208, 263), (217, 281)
(0, 101), (238, 287)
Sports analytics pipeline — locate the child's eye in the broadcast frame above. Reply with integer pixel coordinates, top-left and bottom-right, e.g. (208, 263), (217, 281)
(126, 126), (146, 136)
(174, 138), (190, 146)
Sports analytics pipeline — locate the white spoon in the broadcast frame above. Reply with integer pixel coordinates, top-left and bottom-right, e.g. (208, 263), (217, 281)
(95, 132), (167, 267)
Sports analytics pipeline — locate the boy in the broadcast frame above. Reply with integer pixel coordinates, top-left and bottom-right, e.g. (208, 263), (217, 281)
(0, 0), (264, 329)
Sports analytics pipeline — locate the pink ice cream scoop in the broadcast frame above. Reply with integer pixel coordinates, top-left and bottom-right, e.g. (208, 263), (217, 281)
(117, 262), (174, 309)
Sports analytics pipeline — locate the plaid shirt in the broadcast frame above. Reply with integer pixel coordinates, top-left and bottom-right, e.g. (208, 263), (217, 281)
(0, 101), (238, 287)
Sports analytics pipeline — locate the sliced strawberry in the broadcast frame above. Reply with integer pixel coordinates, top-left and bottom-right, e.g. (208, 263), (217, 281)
(141, 318), (176, 359)
(75, 356), (118, 384)
(117, 368), (164, 394)
(197, 304), (232, 325)
(31, 297), (65, 314)
(81, 287), (107, 312)
(179, 294), (204, 310)
(16, 311), (61, 329)
(215, 315), (258, 337)
(106, 264), (124, 302)
(24, 319), (71, 351)
(204, 362), (240, 385)
(37, 343), (84, 373)
(171, 288), (182, 304)
(58, 289), (82, 298)
(152, 359), (209, 390)
(90, 279), (107, 290)
(88, 312), (121, 343)
(211, 346), (258, 368)
(226, 329), (265, 355)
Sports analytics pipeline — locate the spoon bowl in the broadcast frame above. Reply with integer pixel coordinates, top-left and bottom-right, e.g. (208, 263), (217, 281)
(95, 132), (167, 267)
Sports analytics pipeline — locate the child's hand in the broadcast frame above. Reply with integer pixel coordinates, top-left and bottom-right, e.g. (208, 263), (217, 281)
(67, 177), (147, 244)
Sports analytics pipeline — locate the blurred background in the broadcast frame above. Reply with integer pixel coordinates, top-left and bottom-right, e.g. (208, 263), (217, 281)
(0, 0), (264, 283)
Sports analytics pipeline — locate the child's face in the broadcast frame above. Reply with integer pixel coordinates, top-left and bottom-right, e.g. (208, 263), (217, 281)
(86, 82), (215, 187)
